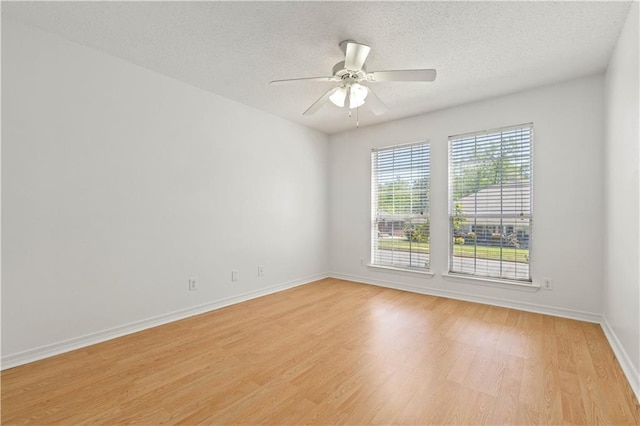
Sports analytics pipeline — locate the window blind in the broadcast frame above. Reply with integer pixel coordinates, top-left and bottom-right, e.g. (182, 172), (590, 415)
(448, 124), (533, 281)
(371, 142), (430, 270)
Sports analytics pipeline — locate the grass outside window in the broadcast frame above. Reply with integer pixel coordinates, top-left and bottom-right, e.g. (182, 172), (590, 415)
(377, 239), (529, 263)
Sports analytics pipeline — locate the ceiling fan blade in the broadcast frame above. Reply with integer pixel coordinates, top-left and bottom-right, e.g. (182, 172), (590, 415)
(303, 87), (340, 115)
(366, 69), (437, 82)
(364, 87), (388, 116)
(344, 41), (371, 71)
(269, 76), (337, 85)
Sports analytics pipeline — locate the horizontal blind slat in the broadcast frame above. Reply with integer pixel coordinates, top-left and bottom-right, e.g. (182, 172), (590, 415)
(448, 124), (533, 282)
(372, 142), (431, 270)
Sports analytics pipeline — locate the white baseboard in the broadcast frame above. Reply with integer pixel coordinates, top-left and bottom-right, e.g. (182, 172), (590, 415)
(1, 273), (328, 370)
(601, 315), (640, 405)
(329, 272), (601, 323)
(5, 271), (637, 409)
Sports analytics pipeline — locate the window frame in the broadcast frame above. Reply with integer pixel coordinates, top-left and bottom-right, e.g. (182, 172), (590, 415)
(447, 123), (534, 283)
(370, 141), (431, 273)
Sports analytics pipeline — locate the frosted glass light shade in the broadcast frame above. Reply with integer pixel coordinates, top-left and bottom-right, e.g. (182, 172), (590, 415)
(349, 83), (368, 108)
(329, 87), (347, 107)
(329, 84), (369, 109)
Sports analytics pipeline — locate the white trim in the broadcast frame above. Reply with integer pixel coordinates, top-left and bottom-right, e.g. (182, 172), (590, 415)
(601, 315), (640, 405)
(448, 122), (534, 141)
(5, 272), (637, 407)
(367, 264), (434, 277)
(329, 272), (601, 323)
(442, 272), (540, 292)
(371, 139), (430, 152)
(0, 273), (327, 370)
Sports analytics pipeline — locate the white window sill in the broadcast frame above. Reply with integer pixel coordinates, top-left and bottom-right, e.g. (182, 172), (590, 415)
(442, 273), (540, 292)
(368, 264), (435, 278)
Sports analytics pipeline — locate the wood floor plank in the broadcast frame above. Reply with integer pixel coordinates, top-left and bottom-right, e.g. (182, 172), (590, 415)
(540, 315), (563, 425)
(488, 352), (524, 424)
(2, 278), (639, 425)
(559, 369), (588, 424)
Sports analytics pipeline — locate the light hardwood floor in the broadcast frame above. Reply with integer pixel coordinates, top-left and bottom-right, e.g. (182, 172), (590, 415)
(2, 278), (639, 425)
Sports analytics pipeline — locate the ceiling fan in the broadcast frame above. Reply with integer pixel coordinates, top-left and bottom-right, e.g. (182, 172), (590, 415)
(269, 40), (437, 116)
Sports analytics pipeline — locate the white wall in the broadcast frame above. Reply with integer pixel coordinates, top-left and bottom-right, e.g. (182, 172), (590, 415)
(329, 75), (605, 320)
(603, 1), (640, 401)
(1, 20), (329, 364)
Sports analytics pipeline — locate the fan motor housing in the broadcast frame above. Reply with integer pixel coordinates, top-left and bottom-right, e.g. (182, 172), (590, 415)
(332, 61), (367, 83)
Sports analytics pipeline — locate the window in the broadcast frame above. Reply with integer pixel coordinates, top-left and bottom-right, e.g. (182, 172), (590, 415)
(371, 142), (430, 270)
(448, 124), (532, 281)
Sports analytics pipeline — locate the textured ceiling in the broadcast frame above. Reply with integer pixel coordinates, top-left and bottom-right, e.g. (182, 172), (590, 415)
(2, 1), (632, 135)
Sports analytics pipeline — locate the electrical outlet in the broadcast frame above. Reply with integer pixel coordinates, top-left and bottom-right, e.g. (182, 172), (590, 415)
(232, 270), (239, 282)
(188, 278), (198, 291)
(360, 257), (365, 266)
(257, 265), (264, 277)
(542, 278), (552, 290)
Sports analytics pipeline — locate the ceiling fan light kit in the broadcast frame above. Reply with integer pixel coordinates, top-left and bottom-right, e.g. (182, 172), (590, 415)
(329, 83), (368, 108)
(269, 40), (437, 122)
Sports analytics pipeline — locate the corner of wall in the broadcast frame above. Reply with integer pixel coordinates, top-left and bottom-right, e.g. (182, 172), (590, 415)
(601, 315), (640, 404)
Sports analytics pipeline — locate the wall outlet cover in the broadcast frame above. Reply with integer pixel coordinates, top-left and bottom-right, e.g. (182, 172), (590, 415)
(188, 278), (197, 291)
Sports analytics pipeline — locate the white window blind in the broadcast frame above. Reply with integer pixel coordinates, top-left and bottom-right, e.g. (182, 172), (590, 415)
(371, 142), (430, 270)
(448, 124), (532, 281)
